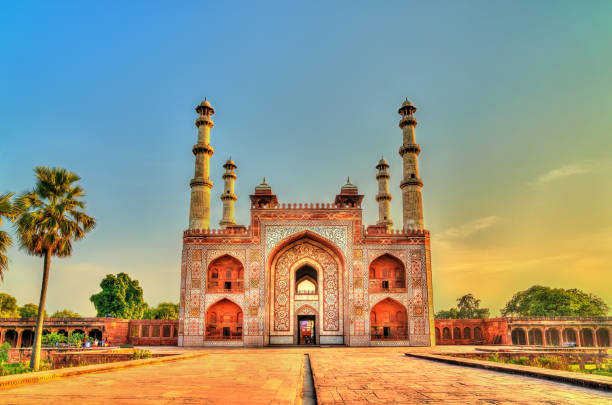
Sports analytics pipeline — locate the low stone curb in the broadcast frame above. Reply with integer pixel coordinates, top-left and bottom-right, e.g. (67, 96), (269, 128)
(0, 352), (208, 391)
(405, 353), (612, 391)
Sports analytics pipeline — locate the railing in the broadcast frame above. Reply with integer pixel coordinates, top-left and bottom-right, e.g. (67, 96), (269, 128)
(296, 290), (317, 295)
(250, 202), (362, 209)
(370, 334), (409, 341)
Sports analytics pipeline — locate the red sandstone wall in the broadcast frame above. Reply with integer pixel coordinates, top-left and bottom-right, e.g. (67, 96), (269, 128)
(434, 318), (509, 345)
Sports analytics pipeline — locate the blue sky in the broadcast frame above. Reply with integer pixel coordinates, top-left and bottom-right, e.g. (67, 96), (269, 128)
(1, 1), (611, 316)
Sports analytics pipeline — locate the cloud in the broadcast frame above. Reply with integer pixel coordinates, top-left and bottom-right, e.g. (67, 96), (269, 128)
(530, 164), (590, 185)
(436, 215), (500, 240)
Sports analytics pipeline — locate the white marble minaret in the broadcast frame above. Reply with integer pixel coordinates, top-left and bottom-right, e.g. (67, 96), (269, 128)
(398, 99), (424, 230)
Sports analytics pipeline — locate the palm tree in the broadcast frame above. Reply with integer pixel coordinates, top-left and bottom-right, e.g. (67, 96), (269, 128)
(0, 192), (18, 280)
(16, 167), (95, 370)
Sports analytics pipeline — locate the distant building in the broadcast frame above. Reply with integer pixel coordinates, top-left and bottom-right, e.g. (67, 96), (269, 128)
(434, 317), (611, 347)
(179, 99), (434, 347)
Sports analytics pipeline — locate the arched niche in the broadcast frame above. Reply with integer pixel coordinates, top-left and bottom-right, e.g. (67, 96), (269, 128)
(368, 254), (406, 293)
(370, 298), (408, 341)
(295, 264), (318, 295)
(205, 298), (243, 341)
(206, 255), (244, 293)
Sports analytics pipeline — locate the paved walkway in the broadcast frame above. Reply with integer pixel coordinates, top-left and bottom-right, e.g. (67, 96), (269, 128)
(0, 349), (304, 405)
(0, 347), (610, 404)
(309, 349), (612, 404)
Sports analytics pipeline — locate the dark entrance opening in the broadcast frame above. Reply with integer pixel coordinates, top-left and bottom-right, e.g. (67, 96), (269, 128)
(224, 281), (232, 290)
(383, 327), (391, 337)
(298, 315), (316, 345)
(222, 327), (230, 338)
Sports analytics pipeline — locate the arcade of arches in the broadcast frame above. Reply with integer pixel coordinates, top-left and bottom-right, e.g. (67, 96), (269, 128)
(435, 317), (612, 347)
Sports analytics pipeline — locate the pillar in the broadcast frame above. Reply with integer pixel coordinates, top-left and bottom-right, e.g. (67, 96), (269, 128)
(189, 99), (215, 230)
(541, 328), (547, 346)
(375, 158), (393, 229)
(398, 99), (424, 230)
(219, 158), (238, 228)
(16, 329), (22, 348)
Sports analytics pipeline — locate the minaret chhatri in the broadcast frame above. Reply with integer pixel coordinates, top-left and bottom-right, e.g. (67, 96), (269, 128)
(375, 157), (393, 230)
(189, 99), (215, 230)
(219, 158), (238, 228)
(398, 99), (424, 230)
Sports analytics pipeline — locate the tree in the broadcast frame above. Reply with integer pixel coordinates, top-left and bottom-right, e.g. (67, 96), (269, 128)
(0, 293), (19, 318)
(144, 302), (179, 320)
(50, 309), (81, 318)
(19, 303), (47, 319)
(501, 285), (609, 317)
(0, 192), (18, 280)
(90, 273), (147, 319)
(435, 293), (490, 319)
(16, 167), (95, 370)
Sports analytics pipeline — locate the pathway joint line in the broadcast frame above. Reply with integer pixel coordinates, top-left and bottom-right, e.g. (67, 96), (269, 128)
(405, 353), (612, 392)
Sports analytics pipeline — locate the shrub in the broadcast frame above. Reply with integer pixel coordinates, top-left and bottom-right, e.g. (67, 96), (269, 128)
(536, 356), (566, 370)
(487, 353), (500, 363)
(131, 349), (152, 360)
(41, 332), (67, 346)
(508, 356), (530, 366)
(68, 332), (85, 347)
(0, 342), (10, 364)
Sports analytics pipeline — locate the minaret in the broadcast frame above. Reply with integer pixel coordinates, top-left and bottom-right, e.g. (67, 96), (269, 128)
(189, 99), (215, 230)
(219, 158), (238, 228)
(398, 99), (424, 230)
(375, 157), (393, 230)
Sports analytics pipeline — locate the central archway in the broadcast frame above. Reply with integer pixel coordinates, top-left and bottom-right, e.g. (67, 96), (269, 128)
(268, 236), (344, 345)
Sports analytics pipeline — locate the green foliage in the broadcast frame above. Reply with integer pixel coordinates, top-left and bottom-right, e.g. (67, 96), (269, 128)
(487, 353), (499, 362)
(131, 349), (152, 359)
(15, 167), (96, 258)
(0, 362), (31, 376)
(508, 356), (530, 366)
(0, 342), (10, 364)
(536, 355), (566, 370)
(0, 293), (20, 317)
(0, 192), (19, 280)
(435, 294), (490, 319)
(143, 302), (179, 320)
(90, 273), (147, 319)
(50, 309), (81, 318)
(19, 303), (47, 318)
(501, 285), (609, 317)
(68, 332), (85, 347)
(41, 332), (67, 346)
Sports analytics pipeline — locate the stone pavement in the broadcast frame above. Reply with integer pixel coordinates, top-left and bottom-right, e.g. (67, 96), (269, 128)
(0, 347), (610, 404)
(309, 349), (612, 404)
(0, 349), (304, 405)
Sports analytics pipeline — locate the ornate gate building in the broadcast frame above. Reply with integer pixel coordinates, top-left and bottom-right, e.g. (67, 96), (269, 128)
(179, 99), (434, 347)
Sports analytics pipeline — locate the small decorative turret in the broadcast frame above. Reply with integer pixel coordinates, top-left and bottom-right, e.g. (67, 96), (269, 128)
(219, 158), (238, 228)
(398, 98), (424, 230)
(335, 177), (364, 207)
(375, 157), (393, 230)
(189, 98), (215, 229)
(249, 177), (278, 208)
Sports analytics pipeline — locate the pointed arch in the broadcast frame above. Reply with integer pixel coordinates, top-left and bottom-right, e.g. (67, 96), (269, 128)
(368, 253), (406, 293)
(268, 235), (344, 341)
(206, 254), (244, 293)
(370, 297), (408, 341)
(205, 298), (243, 341)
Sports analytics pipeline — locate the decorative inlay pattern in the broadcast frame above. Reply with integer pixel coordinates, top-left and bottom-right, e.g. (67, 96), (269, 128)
(273, 240), (339, 331)
(266, 226), (348, 256)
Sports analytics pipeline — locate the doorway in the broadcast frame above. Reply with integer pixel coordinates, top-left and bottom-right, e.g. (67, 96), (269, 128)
(297, 315), (316, 345)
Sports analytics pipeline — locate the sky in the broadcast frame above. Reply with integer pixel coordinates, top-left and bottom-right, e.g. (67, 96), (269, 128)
(1, 1), (611, 317)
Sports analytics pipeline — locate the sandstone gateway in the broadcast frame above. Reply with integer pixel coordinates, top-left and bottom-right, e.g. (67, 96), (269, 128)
(178, 99), (434, 347)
